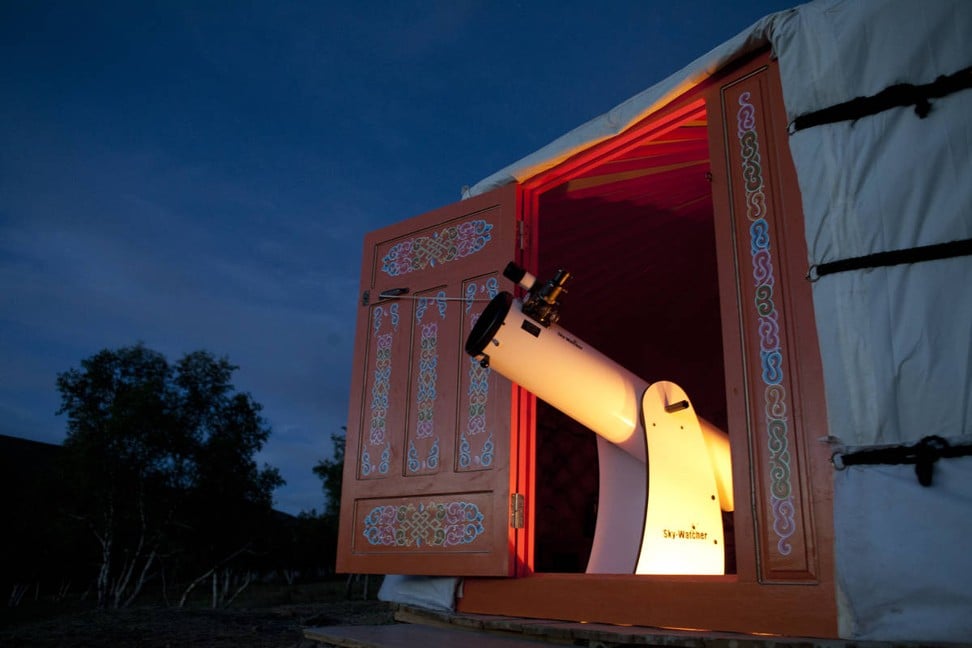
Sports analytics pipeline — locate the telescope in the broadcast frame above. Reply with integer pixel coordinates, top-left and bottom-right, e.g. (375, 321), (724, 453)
(466, 263), (734, 575)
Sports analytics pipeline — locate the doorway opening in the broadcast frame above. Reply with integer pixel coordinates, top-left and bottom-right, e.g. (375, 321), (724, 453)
(529, 105), (735, 574)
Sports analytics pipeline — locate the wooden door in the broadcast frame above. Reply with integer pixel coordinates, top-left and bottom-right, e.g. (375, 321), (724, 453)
(336, 184), (521, 576)
(710, 55), (834, 586)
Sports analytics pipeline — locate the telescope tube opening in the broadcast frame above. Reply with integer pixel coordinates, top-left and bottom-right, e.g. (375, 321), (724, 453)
(465, 292), (514, 366)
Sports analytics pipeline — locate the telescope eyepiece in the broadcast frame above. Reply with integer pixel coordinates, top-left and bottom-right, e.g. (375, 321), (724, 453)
(522, 267), (570, 327)
(539, 269), (570, 305)
(497, 261), (572, 328)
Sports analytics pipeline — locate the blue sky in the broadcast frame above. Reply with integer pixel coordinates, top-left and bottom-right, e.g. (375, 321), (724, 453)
(0, 0), (796, 514)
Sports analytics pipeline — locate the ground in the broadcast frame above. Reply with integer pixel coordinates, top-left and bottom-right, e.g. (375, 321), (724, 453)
(0, 583), (396, 647)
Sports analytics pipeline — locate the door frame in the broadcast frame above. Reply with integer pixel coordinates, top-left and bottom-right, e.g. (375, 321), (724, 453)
(458, 50), (837, 638)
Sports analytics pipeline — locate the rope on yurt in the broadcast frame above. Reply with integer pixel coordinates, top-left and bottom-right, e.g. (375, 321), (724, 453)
(832, 435), (972, 486)
(788, 65), (972, 133)
(805, 237), (972, 281)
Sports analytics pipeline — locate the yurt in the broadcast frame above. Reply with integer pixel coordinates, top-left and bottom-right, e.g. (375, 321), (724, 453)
(336, 0), (972, 641)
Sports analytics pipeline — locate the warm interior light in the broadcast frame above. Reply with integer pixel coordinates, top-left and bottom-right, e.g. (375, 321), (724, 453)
(662, 626), (712, 633)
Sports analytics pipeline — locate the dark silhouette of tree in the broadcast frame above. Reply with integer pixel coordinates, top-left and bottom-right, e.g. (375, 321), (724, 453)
(311, 427), (346, 575)
(56, 343), (283, 608)
(312, 427), (345, 518)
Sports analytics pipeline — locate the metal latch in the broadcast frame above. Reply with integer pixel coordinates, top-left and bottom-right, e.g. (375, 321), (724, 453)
(510, 493), (525, 529)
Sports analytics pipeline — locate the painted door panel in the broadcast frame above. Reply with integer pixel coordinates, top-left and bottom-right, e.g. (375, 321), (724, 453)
(714, 63), (829, 583)
(337, 184), (519, 576)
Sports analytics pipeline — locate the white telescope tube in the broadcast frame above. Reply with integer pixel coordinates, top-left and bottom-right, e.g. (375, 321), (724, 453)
(467, 292), (648, 463)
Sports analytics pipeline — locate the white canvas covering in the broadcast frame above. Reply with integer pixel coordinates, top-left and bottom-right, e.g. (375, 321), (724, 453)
(465, 0), (972, 641)
(777, 1), (972, 451)
(377, 575), (460, 611)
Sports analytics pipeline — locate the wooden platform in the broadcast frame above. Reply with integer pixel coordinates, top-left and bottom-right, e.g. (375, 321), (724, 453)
(304, 604), (942, 648)
(304, 622), (553, 648)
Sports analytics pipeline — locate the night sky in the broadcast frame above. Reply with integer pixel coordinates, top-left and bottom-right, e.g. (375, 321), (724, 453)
(1, 0), (797, 514)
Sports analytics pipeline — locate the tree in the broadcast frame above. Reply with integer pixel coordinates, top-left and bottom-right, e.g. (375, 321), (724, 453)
(172, 355), (284, 608)
(312, 427), (346, 519)
(311, 427), (346, 576)
(56, 344), (283, 608)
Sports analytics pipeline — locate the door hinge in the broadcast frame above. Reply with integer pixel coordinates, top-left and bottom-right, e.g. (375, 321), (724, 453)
(510, 493), (525, 529)
(516, 220), (529, 251)
(361, 290), (370, 306)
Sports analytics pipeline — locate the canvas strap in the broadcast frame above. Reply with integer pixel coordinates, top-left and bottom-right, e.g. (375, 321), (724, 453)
(833, 436), (972, 487)
(806, 237), (972, 281)
(788, 65), (972, 133)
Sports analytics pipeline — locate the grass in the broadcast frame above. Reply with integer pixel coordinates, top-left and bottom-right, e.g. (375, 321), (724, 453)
(1, 577), (378, 626)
